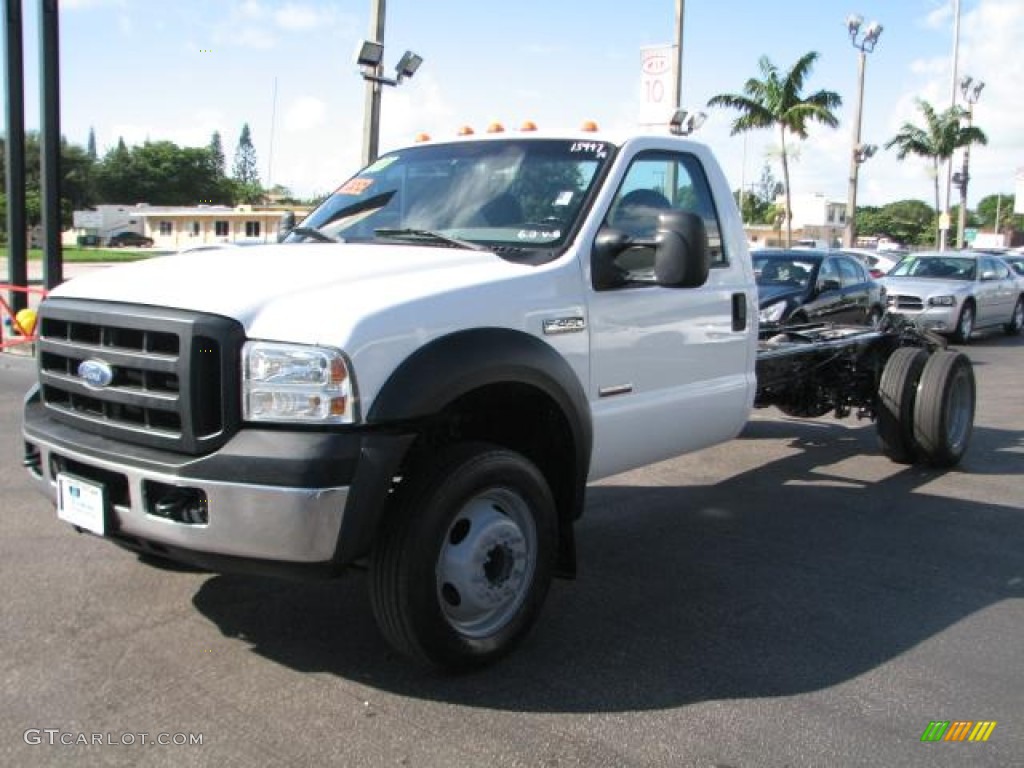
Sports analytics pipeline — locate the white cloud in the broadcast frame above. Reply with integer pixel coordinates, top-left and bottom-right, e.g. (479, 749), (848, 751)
(284, 97), (327, 133)
(62, 0), (125, 9)
(275, 3), (334, 31)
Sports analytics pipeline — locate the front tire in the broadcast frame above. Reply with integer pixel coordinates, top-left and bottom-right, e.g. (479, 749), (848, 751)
(953, 301), (975, 343)
(1004, 296), (1023, 336)
(369, 442), (556, 671)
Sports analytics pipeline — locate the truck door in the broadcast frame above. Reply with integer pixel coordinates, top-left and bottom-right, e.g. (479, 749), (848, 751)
(585, 149), (754, 479)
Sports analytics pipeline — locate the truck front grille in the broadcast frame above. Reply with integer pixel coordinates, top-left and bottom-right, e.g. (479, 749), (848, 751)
(37, 299), (245, 455)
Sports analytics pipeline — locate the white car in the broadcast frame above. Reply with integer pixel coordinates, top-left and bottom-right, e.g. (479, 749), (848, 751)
(880, 250), (1024, 342)
(839, 248), (901, 278)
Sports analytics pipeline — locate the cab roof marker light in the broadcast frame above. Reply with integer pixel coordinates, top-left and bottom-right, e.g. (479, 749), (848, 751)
(487, 122), (505, 133)
(520, 120), (538, 131)
(457, 125), (475, 136)
(580, 120), (599, 132)
(414, 132), (431, 142)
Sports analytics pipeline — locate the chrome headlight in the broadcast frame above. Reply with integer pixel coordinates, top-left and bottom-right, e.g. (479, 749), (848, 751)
(927, 295), (957, 307)
(242, 342), (358, 424)
(759, 301), (787, 323)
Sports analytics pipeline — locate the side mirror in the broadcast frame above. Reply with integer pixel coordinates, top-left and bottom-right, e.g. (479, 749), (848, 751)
(277, 211), (296, 242)
(591, 229), (631, 290)
(654, 210), (709, 288)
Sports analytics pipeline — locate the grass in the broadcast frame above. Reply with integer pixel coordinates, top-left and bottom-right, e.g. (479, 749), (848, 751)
(2, 247), (156, 263)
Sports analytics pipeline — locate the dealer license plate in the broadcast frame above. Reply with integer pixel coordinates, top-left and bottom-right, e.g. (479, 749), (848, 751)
(57, 473), (106, 536)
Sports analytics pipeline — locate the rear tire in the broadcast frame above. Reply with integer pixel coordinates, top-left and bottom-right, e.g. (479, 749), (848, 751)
(1004, 296), (1023, 336)
(912, 350), (975, 468)
(369, 442), (556, 671)
(876, 347), (928, 464)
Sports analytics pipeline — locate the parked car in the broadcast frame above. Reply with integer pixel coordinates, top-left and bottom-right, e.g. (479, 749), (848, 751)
(1003, 253), (1024, 277)
(880, 250), (1024, 342)
(753, 249), (885, 329)
(107, 231), (154, 248)
(839, 248), (903, 278)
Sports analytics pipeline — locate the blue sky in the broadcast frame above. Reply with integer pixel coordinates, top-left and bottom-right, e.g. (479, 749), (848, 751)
(9, 0), (1023, 209)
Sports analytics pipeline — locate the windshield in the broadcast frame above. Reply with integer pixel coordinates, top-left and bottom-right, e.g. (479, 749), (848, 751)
(889, 256), (976, 280)
(290, 139), (613, 257)
(753, 256), (818, 291)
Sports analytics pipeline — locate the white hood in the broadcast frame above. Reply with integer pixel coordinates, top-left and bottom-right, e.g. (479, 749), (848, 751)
(880, 277), (971, 298)
(50, 243), (530, 334)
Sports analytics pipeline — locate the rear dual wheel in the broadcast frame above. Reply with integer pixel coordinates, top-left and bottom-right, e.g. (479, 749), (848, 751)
(876, 348), (975, 467)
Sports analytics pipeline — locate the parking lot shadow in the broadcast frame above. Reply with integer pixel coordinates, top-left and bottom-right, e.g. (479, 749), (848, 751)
(192, 419), (1023, 713)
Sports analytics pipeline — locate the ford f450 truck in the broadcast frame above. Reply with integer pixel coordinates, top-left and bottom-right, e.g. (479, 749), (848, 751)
(22, 128), (976, 669)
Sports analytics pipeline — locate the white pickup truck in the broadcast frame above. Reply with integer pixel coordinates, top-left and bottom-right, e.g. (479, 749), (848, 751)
(22, 127), (975, 669)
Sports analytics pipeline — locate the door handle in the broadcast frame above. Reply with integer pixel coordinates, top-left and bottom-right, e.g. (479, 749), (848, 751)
(732, 292), (747, 332)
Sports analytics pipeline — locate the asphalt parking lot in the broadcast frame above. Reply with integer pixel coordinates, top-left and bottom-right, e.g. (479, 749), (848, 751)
(1, 333), (1021, 767)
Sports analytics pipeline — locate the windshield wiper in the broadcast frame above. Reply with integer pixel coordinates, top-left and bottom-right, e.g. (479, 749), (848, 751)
(289, 226), (339, 243)
(374, 228), (486, 252)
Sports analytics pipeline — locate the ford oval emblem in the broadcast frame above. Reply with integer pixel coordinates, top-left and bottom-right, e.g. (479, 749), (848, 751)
(78, 359), (114, 389)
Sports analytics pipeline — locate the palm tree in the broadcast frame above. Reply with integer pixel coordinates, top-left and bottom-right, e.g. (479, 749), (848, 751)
(885, 99), (987, 246)
(707, 52), (842, 247)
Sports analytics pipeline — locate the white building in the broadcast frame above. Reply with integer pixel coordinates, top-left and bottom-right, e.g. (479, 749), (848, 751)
(779, 193), (847, 248)
(71, 203), (308, 249)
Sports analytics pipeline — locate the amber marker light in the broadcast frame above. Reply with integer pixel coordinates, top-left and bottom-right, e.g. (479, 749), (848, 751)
(520, 120), (538, 131)
(580, 120), (599, 132)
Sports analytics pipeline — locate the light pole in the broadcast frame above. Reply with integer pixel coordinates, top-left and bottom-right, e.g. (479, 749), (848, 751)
(356, 0), (423, 166)
(843, 13), (882, 248)
(954, 76), (983, 249)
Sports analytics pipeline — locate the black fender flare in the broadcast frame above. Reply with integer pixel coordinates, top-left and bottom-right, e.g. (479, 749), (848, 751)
(336, 328), (592, 570)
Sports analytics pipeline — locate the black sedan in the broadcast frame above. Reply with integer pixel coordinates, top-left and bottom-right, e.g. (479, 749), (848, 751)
(107, 231), (154, 247)
(753, 249), (885, 329)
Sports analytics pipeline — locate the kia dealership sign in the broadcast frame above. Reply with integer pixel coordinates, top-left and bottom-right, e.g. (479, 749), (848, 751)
(639, 44), (678, 126)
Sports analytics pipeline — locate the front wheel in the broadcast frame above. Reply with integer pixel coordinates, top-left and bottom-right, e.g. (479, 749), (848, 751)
(369, 442), (556, 670)
(1004, 296), (1023, 336)
(953, 302), (975, 343)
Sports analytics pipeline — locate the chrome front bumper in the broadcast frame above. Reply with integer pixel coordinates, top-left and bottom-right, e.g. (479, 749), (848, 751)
(26, 434), (348, 563)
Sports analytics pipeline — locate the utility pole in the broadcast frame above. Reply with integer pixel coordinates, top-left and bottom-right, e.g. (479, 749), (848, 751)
(4, 0), (28, 311)
(939, 0), (961, 251)
(40, 0), (62, 288)
(674, 0), (684, 108)
(954, 77), (983, 249)
(843, 15), (882, 249)
(361, 0), (385, 166)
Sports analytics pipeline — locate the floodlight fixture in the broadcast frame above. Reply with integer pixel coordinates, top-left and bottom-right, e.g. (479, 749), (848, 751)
(395, 50), (423, 82)
(356, 40), (384, 69)
(669, 109), (706, 136)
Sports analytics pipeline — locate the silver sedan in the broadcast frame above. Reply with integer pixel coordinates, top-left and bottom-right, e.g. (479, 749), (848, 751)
(880, 251), (1024, 342)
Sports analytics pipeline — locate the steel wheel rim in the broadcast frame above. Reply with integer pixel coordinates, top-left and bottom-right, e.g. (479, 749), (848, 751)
(1013, 300), (1023, 330)
(436, 487), (537, 638)
(945, 367), (973, 453)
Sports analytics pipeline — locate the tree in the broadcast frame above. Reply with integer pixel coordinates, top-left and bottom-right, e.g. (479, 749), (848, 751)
(884, 99), (987, 246)
(95, 140), (232, 206)
(707, 51), (841, 246)
(857, 199), (936, 247)
(209, 131), (225, 177)
(0, 132), (96, 229)
(232, 123), (261, 203)
(87, 127), (97, 161)
(976, 194), (1022, 236)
